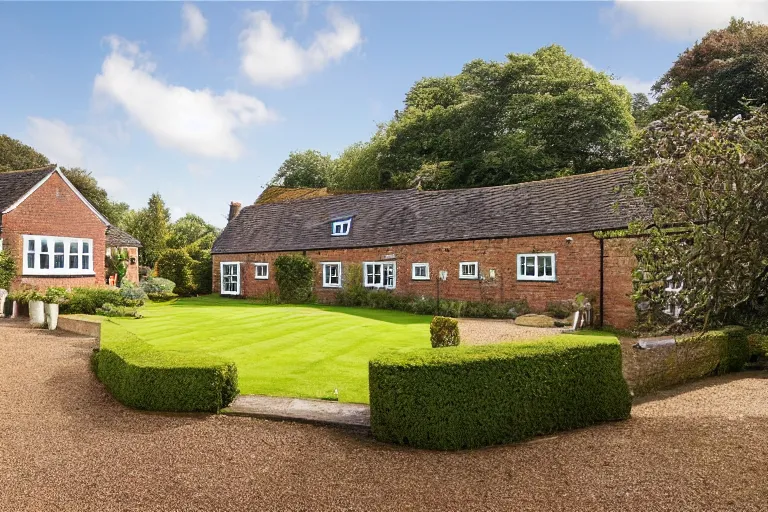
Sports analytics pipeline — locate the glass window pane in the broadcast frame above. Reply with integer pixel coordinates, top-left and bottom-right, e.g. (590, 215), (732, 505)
(41, 239), (48, 252)
(54, 241), (64, 254)
(28, 239), (35, 251)
(82, 255), (90, 270)
(40, 254), (49, 269)
(27, 253), (35, 269)
(69, 255), (79, 269)
(70, 241), (78, 254)
(82, 241), (90, 253)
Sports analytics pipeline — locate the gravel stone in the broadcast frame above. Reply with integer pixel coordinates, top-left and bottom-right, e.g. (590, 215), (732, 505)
(2, 318), (768, 511)
(459, 317), (563, 345)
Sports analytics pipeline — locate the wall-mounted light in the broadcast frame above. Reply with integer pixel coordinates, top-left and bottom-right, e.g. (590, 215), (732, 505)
(130, 257), (137, 265)
(565, 236), (574, 245)
(439, 270), (448, 281)
(489, 269), (496, 280)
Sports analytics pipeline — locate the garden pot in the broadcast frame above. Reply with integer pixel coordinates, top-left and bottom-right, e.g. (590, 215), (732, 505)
(29, 300), (45, 327)
(45, 303), (59, 330)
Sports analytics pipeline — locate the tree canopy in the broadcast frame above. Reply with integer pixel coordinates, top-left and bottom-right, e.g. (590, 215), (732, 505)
(269, 150), (333, 188)
(124, 193), (171, 268)
(0, 135), (49, 172)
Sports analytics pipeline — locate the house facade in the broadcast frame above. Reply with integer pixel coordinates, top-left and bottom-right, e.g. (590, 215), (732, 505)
(211, 169), (645, 329)
(0, 166), (140, 289)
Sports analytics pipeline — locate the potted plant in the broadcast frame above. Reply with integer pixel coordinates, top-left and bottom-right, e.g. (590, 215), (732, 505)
(27, 289), (45, 327)
(44, 287), (68, 330)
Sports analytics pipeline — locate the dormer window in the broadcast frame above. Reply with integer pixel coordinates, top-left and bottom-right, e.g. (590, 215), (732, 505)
(332, 218), (351, 236)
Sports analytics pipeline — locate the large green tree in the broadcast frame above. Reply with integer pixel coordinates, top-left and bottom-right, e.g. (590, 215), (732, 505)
(0, 135), (49, 172)
(632, 83), (706, 128)
(269, 150), (333, 188)
(125, 193), (171, 268)
(654, 18), (768, 120)
(167, 213), (220, 250)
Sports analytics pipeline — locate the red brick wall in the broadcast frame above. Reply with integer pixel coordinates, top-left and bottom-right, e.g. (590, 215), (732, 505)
(602, 238), (638, 330)
(1, 172), (107, 290)
(213, 232), (608, 314)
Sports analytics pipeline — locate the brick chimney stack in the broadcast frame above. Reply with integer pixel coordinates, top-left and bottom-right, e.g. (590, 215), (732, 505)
(228, 202), (242, 222)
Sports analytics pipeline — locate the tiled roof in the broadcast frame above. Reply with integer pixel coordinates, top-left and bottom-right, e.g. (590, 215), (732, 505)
(106, 226), (142, 247)
(212, 168), (649, 254)
(0, 165), (57, 212)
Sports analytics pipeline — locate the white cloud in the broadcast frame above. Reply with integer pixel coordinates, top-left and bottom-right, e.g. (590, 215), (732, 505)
(181, 4), (208, 48)
(26, 117), (85, 167)
(98, 175), (127, 194)
(94, 36), (276, 160)
(240, 7), (362, 87)
(606, 0), (768, 40)
(581, 58), (653, 96)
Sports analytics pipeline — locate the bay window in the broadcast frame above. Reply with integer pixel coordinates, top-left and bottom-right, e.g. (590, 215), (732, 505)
(22, 235), (94, 276)
(364, 262), (396, 289)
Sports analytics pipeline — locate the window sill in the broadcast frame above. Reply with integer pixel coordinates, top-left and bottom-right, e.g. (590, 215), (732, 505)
(364, 285), (396, 290)
(412, 277), (431, 281)
(458, 276), (479, 280)
(254, 277), (269, 280)
(221, 291), (240, 296)
(516, 277), (557, 282)
(22, 273), (96, 278)
(322, 284), (342, 289)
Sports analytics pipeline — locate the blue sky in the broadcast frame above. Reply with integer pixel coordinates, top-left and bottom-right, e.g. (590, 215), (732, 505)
(1, 1), (766, 227)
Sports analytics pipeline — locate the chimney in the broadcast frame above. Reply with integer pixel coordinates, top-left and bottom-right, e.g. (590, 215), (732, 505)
(228, 202), (242, 222)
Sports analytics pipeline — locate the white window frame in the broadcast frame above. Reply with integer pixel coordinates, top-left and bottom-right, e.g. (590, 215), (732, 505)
(21, 235), (94, 276)
(220, 262), (240, 296)
(459, 261), (479, 280)
(322, 262), (342, 288)
(254, 262), (269, 280)
(363, 261), (396, 289)
(664, 276), (684, 318)
(331, 218), (352, 236)
(411, 263), (430, 281)
(516, 253), (556, 282)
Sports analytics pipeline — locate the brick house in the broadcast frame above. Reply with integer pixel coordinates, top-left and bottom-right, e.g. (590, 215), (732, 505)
(0, 166), (140, 289)
(211, 168), (646, 329)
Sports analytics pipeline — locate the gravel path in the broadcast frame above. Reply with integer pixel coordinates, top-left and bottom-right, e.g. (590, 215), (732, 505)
(459, 317), (562, 344)
(2, 319), (768, 511)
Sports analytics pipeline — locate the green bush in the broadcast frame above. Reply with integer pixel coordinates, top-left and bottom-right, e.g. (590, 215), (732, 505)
(546, 300), (574, 319)
(96, 302), (142, 318)
(157, 249), (196, 296)
(93, 336), (238, 412)
(0, 250), (16, 290)
(44, 287), (69, 304)
(747, 333), (768, 359)
(141, 277), (176, 294)
(119, 281), (147, 304)
(274, 254), (315, 303)
(192, 251), (213, 295)
(678, 325), (750, 375)
(430, 316), (460, 348)
(369, 333), (631, 450)
(8, 284), (43, 304)
(147, 292), (179, 302)
(60, 288), (126, 314)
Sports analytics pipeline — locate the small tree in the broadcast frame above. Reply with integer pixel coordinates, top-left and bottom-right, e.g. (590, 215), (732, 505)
(274, 255), (314, 303)
(0, 250), (16, 290)
(631, 107), (768, 330)
(156, 249), (196, 296)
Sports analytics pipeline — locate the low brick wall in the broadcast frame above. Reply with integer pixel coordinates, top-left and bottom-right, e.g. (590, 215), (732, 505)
(57, 317), (101, 342)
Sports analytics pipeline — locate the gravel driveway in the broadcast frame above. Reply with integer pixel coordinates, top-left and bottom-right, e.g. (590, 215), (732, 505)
(2, 319), (768, 511)
(459, 318), (563, 344)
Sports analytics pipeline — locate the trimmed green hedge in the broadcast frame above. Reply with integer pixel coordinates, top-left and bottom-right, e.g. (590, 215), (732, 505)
(681, 325), (750, 374)
(93, 324), (238, 412)
(369, 333), (631, 450)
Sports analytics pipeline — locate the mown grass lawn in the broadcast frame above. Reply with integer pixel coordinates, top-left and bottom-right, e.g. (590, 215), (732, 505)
(100, 296), (431, 403)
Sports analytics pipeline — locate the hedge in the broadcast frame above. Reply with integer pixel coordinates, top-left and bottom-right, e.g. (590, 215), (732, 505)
(369, 333), (631, 450)
(93, 323), (238, 412)
(680, 325), (750, 375)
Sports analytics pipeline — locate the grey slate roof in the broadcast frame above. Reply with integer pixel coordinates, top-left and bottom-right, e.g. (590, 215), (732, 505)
(0, 165), (56, 212)
(106, 226), (142, 247)
(212, 168), (648, 255)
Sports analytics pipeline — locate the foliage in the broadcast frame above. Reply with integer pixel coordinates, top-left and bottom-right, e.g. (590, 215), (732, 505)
(631, 83), (705, 128)
(654, 19), (768, 120)
(44, 287), (68, 304)
(430, 316), (460, 348)
(747, 333), (768, 359)
(680, 326), (750, 374)
(327, 135), (387, 191)
(138, 266), (153, 281)
(8, 285), (44, 304)
(369, 333), (631, 449)
(546, 300), (575, 319)
(167, 213), (220, 250)
(191, 251), (213, 295)
(106, 248), (129, 287)
(61, 287), (128, 315)
(119, 280), (148, 304)
(269, 149), (333, 188)
(96, 302), (142, 318)
(156, 249), (196, 296)
(123, 193), (170, 267)
(140, 276), (176, 294)
(147, 292), (179, 302)
(94, 326), (238, 412)
(0, 134), (49, 172)
(60, 167), (130, 225)
(0, 250), (16, 290)
(274, 255), (315, 303)
(631, 107), (768, 330)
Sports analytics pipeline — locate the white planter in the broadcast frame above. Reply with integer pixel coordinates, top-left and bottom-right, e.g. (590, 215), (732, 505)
(29, 300), (45, 327)
(45, 303), (59, 330)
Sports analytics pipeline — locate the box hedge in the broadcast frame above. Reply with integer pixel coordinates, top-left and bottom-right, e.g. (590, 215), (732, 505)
(93, 323), (238, 412)
(369, 333), (631, 450)
(679, 325), (750, 374)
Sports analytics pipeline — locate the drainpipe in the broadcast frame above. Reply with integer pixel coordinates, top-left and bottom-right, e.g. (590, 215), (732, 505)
(599, 237), (605, 328)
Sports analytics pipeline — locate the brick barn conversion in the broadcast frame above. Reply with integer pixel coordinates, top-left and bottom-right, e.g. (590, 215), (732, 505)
(212, 168), (646, 330)
(0, 166), (141, 289)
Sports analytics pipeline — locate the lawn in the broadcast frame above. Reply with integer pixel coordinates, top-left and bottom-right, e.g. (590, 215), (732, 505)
(98, 296), (432, 403)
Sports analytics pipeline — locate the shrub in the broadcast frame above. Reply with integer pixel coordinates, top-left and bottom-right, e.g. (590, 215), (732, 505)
(546, 300), (574, 319)
(141, 277), (176, 294)
(138, 266), (153, 280)
(678, 325), (750, 375)
(274, 254), (314, 303)
(96, 302), (142, 318)
(0, 250), (16, 290)
(119, 281), (148, 305)
(156, 249), (196, 296)
(192, 251), (213, 295)
(430, 316), (460, 348)
(44, 287), (69, 304)
(369, 333), (631, 450)
(9, 285), (44, 304)
(61, 287), (125, 315)
(747, 333), (768, 359)
(147, 292), (179, 302)
(93, 331), (238, 412)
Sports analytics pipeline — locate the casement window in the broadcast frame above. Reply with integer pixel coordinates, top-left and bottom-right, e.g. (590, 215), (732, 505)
(22, 235), (94, 276)
(663, 276), (684, 318)
(322, 262), (342, 288)
(516, 253), (556, 281)
(459, 261), (479, 280)
(412, 263), (430, 280)
(364, 262), (396, 289)
(254, 263), (269, 280)
(331, 218), (351, 236)
(220, 262), (240, 295)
